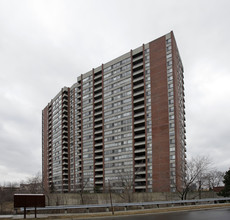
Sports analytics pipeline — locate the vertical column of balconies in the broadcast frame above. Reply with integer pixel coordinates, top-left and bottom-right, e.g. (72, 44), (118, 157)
(93, 70), (104, 191)
(48, 103), (53, 189)
(181, 74), (186, 181)
(77, 77), (83, 185)
(177, 68), (186, 182)
(142, 45), (149, 191)
(69, 87), (76, 191)
(131, 51), (147, 192)
(62, 90), (69, 192)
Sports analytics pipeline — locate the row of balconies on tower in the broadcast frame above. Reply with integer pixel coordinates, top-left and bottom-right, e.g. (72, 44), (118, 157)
(47, 104), (53, 188)
(76, 82), (83, 184)
(93, 70), (104, 189)
(132, 51), (147, 192)
(62, 90), (69, 192)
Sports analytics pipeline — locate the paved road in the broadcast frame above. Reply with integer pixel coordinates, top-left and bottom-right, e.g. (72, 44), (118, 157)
(85, 208), (230, 220)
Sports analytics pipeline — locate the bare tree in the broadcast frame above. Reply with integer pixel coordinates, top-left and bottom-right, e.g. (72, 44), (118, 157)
(76, 177), (90, 204)
(177, 156), (212, 200)
(195, 156), (212, 199)
(25, 172), (43, 194)
(205, 170), (224, 190)
(110, 165), (144, 203)
(115, 168), (134, 202)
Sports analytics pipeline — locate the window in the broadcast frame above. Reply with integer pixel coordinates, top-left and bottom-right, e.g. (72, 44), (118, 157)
(166, 38), (171, 44)
(145, 48), (149, 54)
(146, 69), (150, 75)
(167, 60), (172, 66)
(113, 68), (121, 74)
(167, 46), (172, 51)
(167, 54), (172, 59)
(121, 57), (131, 65)
(83, 76), (89, 83)
(122, 64), (131, 71)
(104, 72), (112, 79)
(169, 107), (174, 112)
(145, 62), (150, 68)
(113, 62), (121, 69)
(104, 66), (112, 72)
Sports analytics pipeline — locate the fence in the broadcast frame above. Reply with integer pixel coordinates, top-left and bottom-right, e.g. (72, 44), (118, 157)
(24, 197), (230, 214)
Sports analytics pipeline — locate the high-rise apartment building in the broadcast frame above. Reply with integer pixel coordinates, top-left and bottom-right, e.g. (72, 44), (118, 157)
(42, 31), (186, 193)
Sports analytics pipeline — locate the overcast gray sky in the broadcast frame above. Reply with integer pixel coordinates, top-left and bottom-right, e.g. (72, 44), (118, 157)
(0, 0), (230, 184)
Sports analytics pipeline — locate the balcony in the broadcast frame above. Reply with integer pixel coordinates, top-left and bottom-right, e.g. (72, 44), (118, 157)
(135, 163), (145, 168)
(95, 167), (103, 171)
(62, 119), (68, 124)
(94, 122), (102, 127)
(95, 136), (102, 141)
(133, 96), (144, 103)
(94, 80), (102, 86)
(95, 148), (103, 153)
(133, 82), (144, 90)
(63, 93), (68, 98)
(94, 92), (102, 98)
(132, 54), (143, 62)
(134, 118), (145, 125)
(134, 133), (145, 139)
(134, 104), (144, 111)
(135, 185), (146, 189)
(133, 61), (143, 69)
(133, 68), (143, 76)
(95, 155), (103, 160)
(94, 110), (102, 116)
(94, 85), (102, 92)
(63, 130), (68, 135)
(94, 73), (102, 80)
(134, 126), (145, 133)
(62, 151), (68, 156)
(135, 155), (146, 161)
(95, 161), (103, 166)
(95, 130), (102, 135)
(62, 156), (68, 160)
(133, 65), (143, 74)
(94, 98), (102, 103)
(94, 118), (102, 123)
(62, 103), (68, 108)
(95, 142), (103, 147)
(134, 140), (145, 146)
(135, 178), (146, 182)
(94, 103), (102, 109)
(95, 181), (103, 184)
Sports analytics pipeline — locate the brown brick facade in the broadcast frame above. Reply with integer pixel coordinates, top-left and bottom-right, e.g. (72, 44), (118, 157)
(149, 36), (170, 192)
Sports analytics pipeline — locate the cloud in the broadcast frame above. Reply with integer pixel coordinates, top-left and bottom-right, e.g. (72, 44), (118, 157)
(0, 0), (230, 184)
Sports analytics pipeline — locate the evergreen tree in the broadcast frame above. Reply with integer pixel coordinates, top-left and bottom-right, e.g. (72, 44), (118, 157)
(218, 169), (230, 197)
